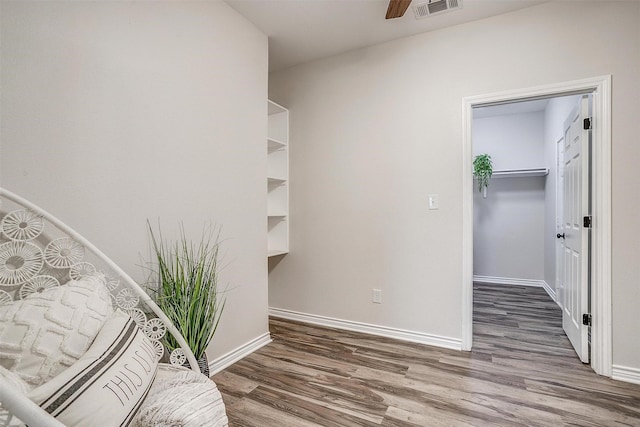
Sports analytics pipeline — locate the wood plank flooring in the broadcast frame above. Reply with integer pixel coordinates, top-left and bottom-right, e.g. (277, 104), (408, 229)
(212, 283), (640, 426)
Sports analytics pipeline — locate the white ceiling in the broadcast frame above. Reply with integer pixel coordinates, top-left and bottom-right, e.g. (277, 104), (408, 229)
(226, 0), (550, 72)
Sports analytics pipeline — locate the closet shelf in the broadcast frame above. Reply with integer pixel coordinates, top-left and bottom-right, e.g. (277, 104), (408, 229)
(268, 137), (287, 150)
(268, 212), (287, 218)
(268, 249), (288, 257)
(491, 167), (549, 178)
(268, 176), (287, 184)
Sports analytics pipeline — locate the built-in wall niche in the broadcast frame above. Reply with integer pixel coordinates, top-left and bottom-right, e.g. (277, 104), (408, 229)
(267, 180), (287, 217)
(268, 216), (288, 257)
(268, 104), (287, 145)
(267, 100), (289, 257)
(268, 149), (287, 181)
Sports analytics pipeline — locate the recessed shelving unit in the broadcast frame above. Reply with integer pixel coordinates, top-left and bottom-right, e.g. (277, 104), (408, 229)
(267, 100), (289, 257)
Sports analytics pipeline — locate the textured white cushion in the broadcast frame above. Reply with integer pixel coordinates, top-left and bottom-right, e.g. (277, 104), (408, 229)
(132, 364), (228, 427)
(29, 310), (159, 427)
(0, 274), (113, 388)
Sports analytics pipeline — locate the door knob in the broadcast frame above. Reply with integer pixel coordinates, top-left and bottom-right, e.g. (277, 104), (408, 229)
(557, 233), (565, 239)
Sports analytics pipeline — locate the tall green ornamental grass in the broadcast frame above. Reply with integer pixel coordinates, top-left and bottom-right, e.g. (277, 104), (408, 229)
(148, 222), (226, 360)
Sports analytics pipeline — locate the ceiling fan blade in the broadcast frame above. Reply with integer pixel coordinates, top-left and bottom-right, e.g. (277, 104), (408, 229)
(386, 0), (412, 19)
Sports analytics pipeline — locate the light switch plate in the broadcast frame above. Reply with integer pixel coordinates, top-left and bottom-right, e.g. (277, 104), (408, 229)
(428, 194), (439, 210)
(372, 289), (382, 304)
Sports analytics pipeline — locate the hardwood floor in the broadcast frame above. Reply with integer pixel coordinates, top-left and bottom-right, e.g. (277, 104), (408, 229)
(212, 283), (640, 426)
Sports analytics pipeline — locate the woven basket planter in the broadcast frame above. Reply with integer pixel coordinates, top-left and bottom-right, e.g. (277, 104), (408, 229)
(184, 354), (210, 377)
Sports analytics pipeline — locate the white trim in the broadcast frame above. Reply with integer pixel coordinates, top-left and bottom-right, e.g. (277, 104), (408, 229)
(208, 332), (272, 375)
(612, 365), (640, 385)
(589, 76), (613, 377)
(462, 75), (612, 376)
(473, 275), (558, 306)
(269, 307), (462, 350)
(473, 275), (546, 287)
(542, 281), (558, 306)
(461, 92), (474, 351)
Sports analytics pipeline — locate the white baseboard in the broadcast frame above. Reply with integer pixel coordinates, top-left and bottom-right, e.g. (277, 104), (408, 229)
(612, 365), (640, 385)
(269, 307), (461, 351)
(208, 332), (272, 376)
(473, 275), (559, 306)
(541, 282), (559, 306)
(473, 275), (546, 287)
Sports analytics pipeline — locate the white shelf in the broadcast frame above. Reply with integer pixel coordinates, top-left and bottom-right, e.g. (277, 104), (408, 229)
(268, 249), (288, 257)
(485, 167), (549, 178)
(268, 137), (287, 150)
(268, 100), (289, 258)
(268, 100), (287, 115)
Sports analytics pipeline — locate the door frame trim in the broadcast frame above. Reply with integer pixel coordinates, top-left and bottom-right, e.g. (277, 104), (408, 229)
(461, 75), (612, 376)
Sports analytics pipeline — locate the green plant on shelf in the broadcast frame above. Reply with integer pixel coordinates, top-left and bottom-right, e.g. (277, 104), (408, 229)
(473, 154), (493, 196)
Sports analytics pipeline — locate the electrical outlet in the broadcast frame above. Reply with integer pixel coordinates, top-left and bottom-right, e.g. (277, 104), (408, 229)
(372, 289), (382, 304)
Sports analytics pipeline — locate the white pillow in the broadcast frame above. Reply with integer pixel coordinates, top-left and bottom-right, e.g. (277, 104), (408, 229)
(0, 274), (113, 388)
(29, 310), (159, 427)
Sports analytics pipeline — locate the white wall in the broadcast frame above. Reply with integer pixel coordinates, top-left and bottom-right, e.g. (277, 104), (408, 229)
(473, 112), (546, 281)
(473, 112), (546, 170)
(269, 1), (640, 370)
(0, 1), (269, 361)
(543, 95), (581, 296)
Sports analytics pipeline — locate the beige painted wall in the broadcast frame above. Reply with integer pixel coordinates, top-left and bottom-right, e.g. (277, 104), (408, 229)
(473, 112), (546, 282)
(0, 1), (269, 361)
(269, 1), (640, 369)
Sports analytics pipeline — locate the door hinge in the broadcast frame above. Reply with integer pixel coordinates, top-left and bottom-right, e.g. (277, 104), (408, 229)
(582, 313), (592, 326)
(583, 117), (592, 130)
(583, 216), (592, 228)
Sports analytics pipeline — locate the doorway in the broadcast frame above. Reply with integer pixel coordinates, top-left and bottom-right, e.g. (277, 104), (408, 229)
(461, 76), (612, 377)
(471, 94), (590, 362)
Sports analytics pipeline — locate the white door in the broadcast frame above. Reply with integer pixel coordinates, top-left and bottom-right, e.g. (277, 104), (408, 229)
(560, 96), (590, 363)
(555, 137), (565, 308)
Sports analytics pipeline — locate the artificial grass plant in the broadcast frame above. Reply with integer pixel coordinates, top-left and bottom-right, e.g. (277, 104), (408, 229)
(148, 222), (226, 360)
